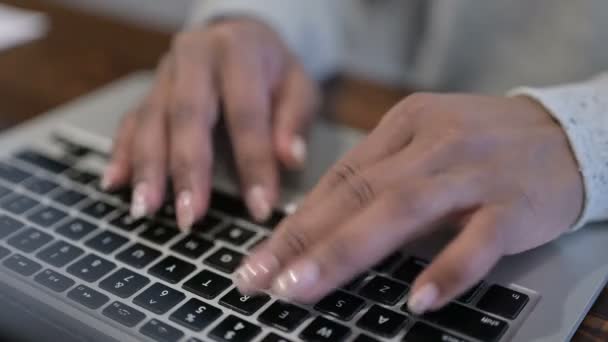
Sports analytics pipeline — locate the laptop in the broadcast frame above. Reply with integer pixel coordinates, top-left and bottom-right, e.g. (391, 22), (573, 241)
(0, 72), (605, 342)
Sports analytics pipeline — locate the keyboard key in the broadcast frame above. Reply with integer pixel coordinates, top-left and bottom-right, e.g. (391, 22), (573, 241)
(109, 212), (147, 232)
(192, 215), (222, 234)
(81, 200), (117, 219)
(171, 234), (214, 259)
(134, 283), (185, 314)
(458, 282), (484, 304)
(3, 254), (42, 276)
(359, 276), (408, 305)
(103, 301), (146, 328)
(157, 202), (176, 221)
(210, 189), (285, 228)
(215, 224), (255, 246)
(341, 272), (369, 291)
(208, 315), (261, 342)
(300, 316), (350, 342)
(0, 162), (31, 183)
(353, 334), (380, 342)
(148, 256), (196, 284)
(170, 298), (222, 332)
(15, 150), (70, 173)
(36, 240), (84, 267)
(258, 300), (309, 332)
(68, 285), (109, 309)
(0, 185), (9, 199)
(403, 322), (471, 342)
(140, 222), (179, 245)
(56, 218), (96, 241)
(372, 252), (402, 273)
(84, 230), (129, 253)
(0, 214), (24, 239)
(140, 319), (184, 342)
(183, 269), (232, 299)
(220, 288), (270, 315)
(34, 269), (75, 292)
(356, 305), (407, 337)
(7, 227), (53, 253)
(116, 243), (162, 268)
(67, 254), (116, 282)
(418, 303), (508, 342)
(27, 206), (68, 228)
(261, 333), (293, 342)
(204, 247), (244, 274)
(64, 169), (98, 185)
(1, 193), (39, 214)
(392, 257), (427, 285)
(99, 268), (150, 298)
(476, 285), (529, 319)
(314, 290), (365, 321)
(52, 189), (87, 206)
(0, 246), (10, 259)
(23, 177), (59, 195)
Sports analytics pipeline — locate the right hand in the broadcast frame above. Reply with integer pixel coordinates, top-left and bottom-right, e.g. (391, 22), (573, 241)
(102, 18), (320, 229)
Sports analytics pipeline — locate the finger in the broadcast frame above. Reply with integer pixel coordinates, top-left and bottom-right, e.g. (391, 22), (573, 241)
(273, 64), (319, 169)
(407, 207), (507, 315)
(102, 110), (137, 190)
(219, 48), (278, 222)
(169, 37), (218, 230)
(129, 58), (172, 219)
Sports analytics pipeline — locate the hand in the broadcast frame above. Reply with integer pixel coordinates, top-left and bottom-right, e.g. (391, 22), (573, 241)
(235, 93), (584, 314)
(102, 18), (319, 228)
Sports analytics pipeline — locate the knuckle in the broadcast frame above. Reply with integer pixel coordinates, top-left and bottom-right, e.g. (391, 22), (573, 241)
(389, 185), (432, 220)
(323, 238), (359, 269)
(169, 100), (198, 125)
(332, 162), (376, 208)
(400, 92), (436, 115)
(278, 222), (312, 256)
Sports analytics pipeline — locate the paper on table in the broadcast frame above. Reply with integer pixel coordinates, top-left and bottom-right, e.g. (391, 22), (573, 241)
(0, 3), (48, 52)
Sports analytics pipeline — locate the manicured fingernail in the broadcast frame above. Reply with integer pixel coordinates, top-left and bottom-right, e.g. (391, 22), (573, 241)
(101, 165), (116, 190)
(408, 283), (439, 315)
(235, 251), (280, 294)
(176, 191), (194, 231)
(291, 136), (307, 167)
(130, 183), (148, 219)
(271, 260), (320, 299)
(246, 185), (271, 222)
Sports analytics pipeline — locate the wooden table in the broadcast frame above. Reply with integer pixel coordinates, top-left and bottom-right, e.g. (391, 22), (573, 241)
(0, 0), (606, 340)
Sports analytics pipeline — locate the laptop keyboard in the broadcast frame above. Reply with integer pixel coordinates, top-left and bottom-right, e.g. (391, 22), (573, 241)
(0, 141), (535, 342)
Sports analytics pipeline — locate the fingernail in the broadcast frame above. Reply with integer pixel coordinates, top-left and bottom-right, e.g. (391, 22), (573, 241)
(271, 260), (320, 299)
(246, 185), (271, 222)
(176, 191), (194, 231)
(408, 283), (439, 315)
(235, 251), (280, 294)
(130, 183), (148, 219)
(291, 136), (307, 167)
(101, 165), (116, 190)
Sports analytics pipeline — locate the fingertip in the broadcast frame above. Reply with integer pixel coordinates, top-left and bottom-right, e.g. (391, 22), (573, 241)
(407, 282), (440, 315)
(246, 185), (272, 222)
(176, 190), (194, 231)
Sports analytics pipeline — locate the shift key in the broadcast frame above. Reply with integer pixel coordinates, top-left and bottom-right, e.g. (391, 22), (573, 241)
(421, 303), (507, 342)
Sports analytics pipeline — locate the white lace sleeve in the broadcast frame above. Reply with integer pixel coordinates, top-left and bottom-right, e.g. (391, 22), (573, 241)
(510, 72), (608, 230)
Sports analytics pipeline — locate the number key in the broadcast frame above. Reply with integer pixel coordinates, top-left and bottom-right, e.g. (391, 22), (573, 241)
(170, 298), (222, 332)
(99, 268), (150, 298)
(133, 282), (185, 314)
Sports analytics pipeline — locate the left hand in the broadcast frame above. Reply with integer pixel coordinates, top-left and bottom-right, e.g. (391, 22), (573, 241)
(234, 92), (584, 314)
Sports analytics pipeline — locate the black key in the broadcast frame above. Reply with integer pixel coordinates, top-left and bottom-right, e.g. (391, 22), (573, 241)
(84, 230), (128, 253)
(419, 303), (508, 342)
(23, 177), (59, 195)
(99, 268), (150, 298)
(0, 185), (10, 199)
(148, 256), (196, 284)
(359, 276), (408, 305)
(261, 333), (293, 342)
(7, 227), (53, 253)
(34, 269), (75, 292)
(116, 243), (161, 268)
(208, 315), (261, 342)
(140, 222), (179, 245)
(15, 150), (70, 173)
(3, 253), (42, 276)
(353, 334), (380, 342)
(133, 282), (185, 314)
(356, 305), (407, 337)
(157, 202), (176, 221)
(0, 246), (10, 259)
(210, 189), (285, 228)
(109, 212), (147, 232)
(204, 247), (244, 274)
(476, 285), (529, 319)
(1, 193), (39, 214)
(184, 338), (204, 342)
(140, 319), (184, 342)
(170, 298), (222, 332)
(183, 269), (232, 299)
(342, 272), (369, 291)
(315, 290), (365, 321)
(0, 162), (31, 183)
(52, 189), (87, 206)
(81, 200), (117, 219)
(36, 240), (84, 267)
(403, 322), (471, 342)
(103, 301), (146, 328)
(67, 254), (116, 282)
(27, 206), (68, 228)
(64, 169), (98, 185)
(220, 288), (270, 315)
(68, 285), (109, 309)
(258, 300), (309, 332)
(191, 215), (222, 234)
(392, 257), (427, 285)
(56, 218), (96, 241)
(215, 224), (255, 246)
(0, 214), (24, 239)
(171, 234), (214, 259)
(458, 282), (484, 304)
(300, 316), (350, 342)
(372, 252), (402, 273)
